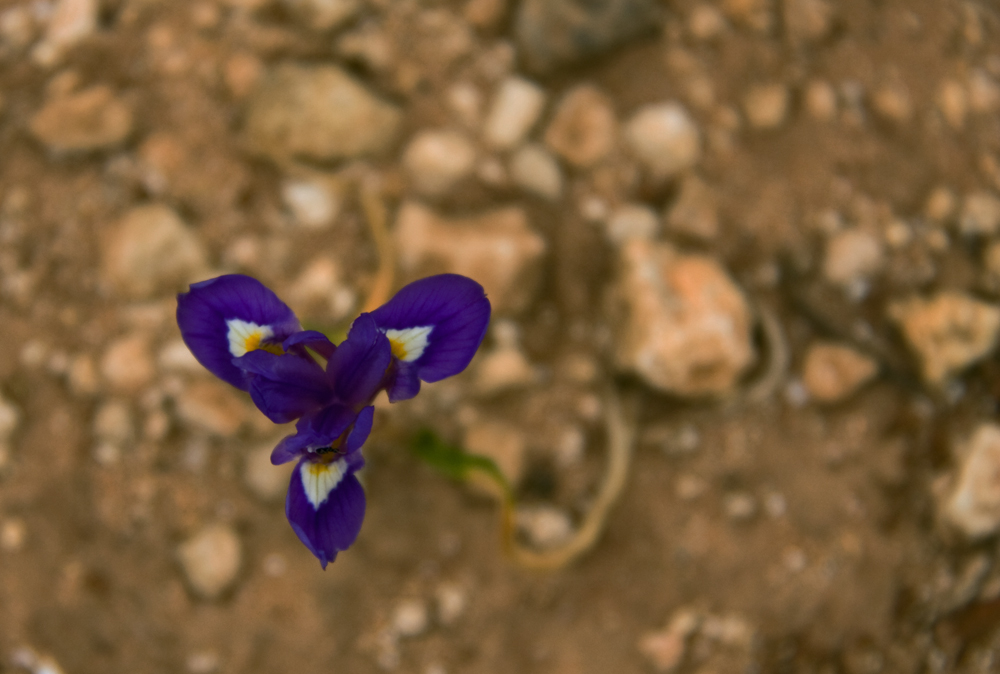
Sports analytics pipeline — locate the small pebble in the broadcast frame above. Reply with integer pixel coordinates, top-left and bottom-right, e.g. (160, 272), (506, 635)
(516, 505), (573, 549)
(68, 354), (99, 395)
(509, 144), (563, 201)
(29, 85), (132, 150)
(543, 84), (617, 168)
(802, 342), (878, 403)
(177, 524), (242, 599)
(623, 102), (701, 179)
(93, 400), (133, 443)
(483, 76), (546, 150)
(665, 176), (718, 240)
(1, 517), (26, 551)
(938, 79), (968, 129)
(403, 129), (477, 196)
(958, 191), (1000, 237)
(889, 292), (1000, 385)
(925, 186), (957, 223)
(0, 393), (20, 441)
(100, 334), (156, 393)
(281, 178), (340, 229)
(688, 3), (727, 40)
(605, 203), (659, 244)
(724, 492), (757, 521)
(805, 80), (837, 121)
(392, 599), (429, 638)
(872, 81), (913, 123)
(435, 583), (467, 626)
(942, 424), (1000, 538)
(822, 229), (884, 287)
(743, 83), (790, 129)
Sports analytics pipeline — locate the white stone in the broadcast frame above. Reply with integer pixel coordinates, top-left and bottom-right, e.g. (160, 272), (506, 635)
(943, 424), (1000, 538)
(483, 76), (546, 150)
(435, 583), (467, 626)
(101, 204), (208, 300)
(612, 240), (755, 396)
(959, 191), (1000, 237)
(281, 178), (340, 229)
(515, 505), (573, 549)
(822, 229), (885, 286)
(509, 144), (563, 201)
(606, 203), (659, 244)
(403, 129), (477, 197)
(624, 102), (701, 178)
(724, 492), (757, 521)
(392, 599), (429, 637)
(177, 524), (242, 599)
(890, 292), (1000, 385)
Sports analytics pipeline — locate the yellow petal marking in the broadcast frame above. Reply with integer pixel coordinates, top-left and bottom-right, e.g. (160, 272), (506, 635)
(226, 319), (282, 357)
(385, 325), (433, 362)
(301, 459), (348, 510)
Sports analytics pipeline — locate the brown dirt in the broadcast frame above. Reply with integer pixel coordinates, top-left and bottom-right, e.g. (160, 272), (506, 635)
(2, 0), (1000, 673)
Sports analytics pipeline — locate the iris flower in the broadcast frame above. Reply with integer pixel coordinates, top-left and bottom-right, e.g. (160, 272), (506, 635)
(177, 274), (490, 567)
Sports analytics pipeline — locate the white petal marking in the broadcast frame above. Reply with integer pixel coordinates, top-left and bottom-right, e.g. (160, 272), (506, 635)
(301, 459), (348, 510)
(385, 325), (434, 362)
(226, 319), (275, 357)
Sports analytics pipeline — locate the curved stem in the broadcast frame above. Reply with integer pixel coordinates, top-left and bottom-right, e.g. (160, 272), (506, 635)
(500, 386), (635, 570)
(360, 181), (395, 313)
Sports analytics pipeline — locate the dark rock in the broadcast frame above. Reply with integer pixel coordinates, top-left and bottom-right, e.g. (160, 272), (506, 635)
(515, 0), (661, 74)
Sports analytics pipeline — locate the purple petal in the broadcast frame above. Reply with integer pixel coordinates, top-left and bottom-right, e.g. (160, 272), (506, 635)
(343, 406), (375, 454)
(177, 275), (301, 390)
(327, 314), (392, 408)
(270, 404), (362, 465)
(283, 330), (336, 360)
(386, 361), (421, 403)
(285, 460), (366, 568)
(370, 274), (490, 384)
(236, 350), (334, 424)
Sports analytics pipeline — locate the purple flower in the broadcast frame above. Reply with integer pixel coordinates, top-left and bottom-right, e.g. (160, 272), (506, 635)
(177, 273), (490, 567)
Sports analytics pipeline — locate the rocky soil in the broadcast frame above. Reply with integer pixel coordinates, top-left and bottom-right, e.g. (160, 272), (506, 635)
(3, 0), (1000, 672)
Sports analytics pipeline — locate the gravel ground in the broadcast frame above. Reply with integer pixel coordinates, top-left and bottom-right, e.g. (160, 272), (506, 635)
(3, 0), (1000, 672)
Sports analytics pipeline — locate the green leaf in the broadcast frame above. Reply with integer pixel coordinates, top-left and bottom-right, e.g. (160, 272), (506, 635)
(411, 429), (511, 497)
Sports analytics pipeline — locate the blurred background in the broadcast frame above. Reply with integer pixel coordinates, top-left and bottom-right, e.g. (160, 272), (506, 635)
(2, 0), (1000, 671)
